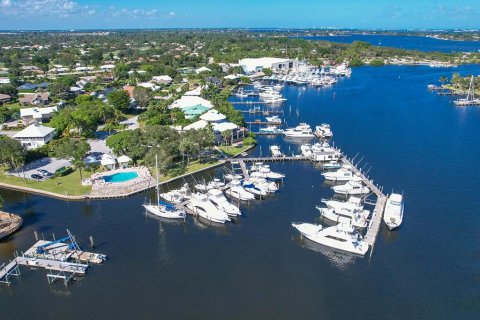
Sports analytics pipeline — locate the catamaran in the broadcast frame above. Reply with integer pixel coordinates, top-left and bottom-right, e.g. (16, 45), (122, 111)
(292, 222), (368, 255)
(383, 193), (404, 230)
(143, 155), (186, 220)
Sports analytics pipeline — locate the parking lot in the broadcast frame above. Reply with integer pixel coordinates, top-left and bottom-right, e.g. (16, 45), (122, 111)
(8, 158), (72, 180)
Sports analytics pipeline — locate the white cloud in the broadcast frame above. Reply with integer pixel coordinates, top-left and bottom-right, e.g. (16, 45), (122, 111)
(168, 11), (175, 17)
(1, 0), (12, 8)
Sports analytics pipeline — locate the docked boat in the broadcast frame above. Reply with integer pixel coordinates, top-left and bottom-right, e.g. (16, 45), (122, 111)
(322, 196), (364, 212)
(292, 222), (368, 255)
(225, 180), (256, 201)
(259, 126), (284, 134)
(160, 183), (190, 204)
(323, 161), (342, 170)
(300, 144), (313, 157)
(143, 155), (186, 220)
(224, 173), (243, 181)
(186, 193), (230, 224)
(207, 189), (241, 217)
(383, 193), (404, 230)
(265, 115), (282, 124)
(332, 179), (370, 195)
(250, 164), (285, 180)
(315, 124), (333, 138)
(240, 180), (268, 197)
(195, 178), (225, 192)
(322, 165), (355, 181)
(316, 202), (370, 229)
(454, 76), (480, 106)
(248, 177), (278, 193)
(270, 145), (283, 157)
(284, 123), (315, 138)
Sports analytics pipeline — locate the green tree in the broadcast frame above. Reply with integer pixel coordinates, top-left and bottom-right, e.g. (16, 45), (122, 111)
(133, 86), (152, 108)
(54, 138), (90, 181)
(0, 84), (18, 99)
(221, 130), (232, 145)
(108, 90), (130, 111)
(144, 147), (173, 174)
(0, 136), (25, 171)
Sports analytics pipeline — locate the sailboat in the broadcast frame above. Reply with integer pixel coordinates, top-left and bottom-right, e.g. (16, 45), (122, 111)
(454, 75), (480, 106)
(143, 155), (186, 220)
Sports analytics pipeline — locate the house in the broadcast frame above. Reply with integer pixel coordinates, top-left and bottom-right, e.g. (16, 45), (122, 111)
(138, 82), (160, 91)
(199, 109), (226, 123)
(195, 66), (211, 74)
(181, 105), (210, 119)
(0, 94), (11, 104)
(183, 119), (209, 131)
(170, 95), (213, 110)
(0, 77), (10, 84)
(13, 124), (55, 149)
(17, 82), (49, 91)
(184, 87), (202, 96)
(117, 155), (132, 169)
(206, 77), (222, 88)
(20, 106), (58, 124)
(100, 64), (115, 71)
(100, 154), (116, 170)
(152, 75), (173, 85)
(19, 93), (50, 106)
(238, 57), (299, 74)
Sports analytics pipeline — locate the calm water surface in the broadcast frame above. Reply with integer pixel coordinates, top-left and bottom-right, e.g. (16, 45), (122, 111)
(301, 34), (480, 52)
(1, 65), (480, 319)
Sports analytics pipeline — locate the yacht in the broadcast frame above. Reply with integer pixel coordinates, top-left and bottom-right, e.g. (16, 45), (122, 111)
(224, 173), (243, 181)
(284, 123), (315, 138)
(259, 126), (284, 134)
(207, 189), (241, 217)
(225, 180), (256, 201)
(300, 144), (313, 157)
(250, 165), (285, 180)
(317, 202), (370, 229)
(332, 180), (370, 195)
(322, 165), (356, 181)
(143, 155), (186, 220)
(292, 222), (368, 255)
(383, 193), (404, 230)
(315, 124), (333, 138)
(265, 115), (282, 124)
(323, 161), (342, 170)
(241, 180), (268, 197)
(195, 178), (225, 192)
(322, 196), (364, 212)
(160, 183), (190, 204)
(270, 145), (283, 157)
(186, 193), (230, 224)
(248, 177), (278, 193)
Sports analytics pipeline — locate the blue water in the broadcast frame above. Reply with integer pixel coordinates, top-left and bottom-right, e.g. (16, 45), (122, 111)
(103, 171), (138, 183)
(1, 64), (480, 319)
(300, 34), (480, 52)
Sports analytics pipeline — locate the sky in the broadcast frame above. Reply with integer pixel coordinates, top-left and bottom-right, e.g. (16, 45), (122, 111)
(0, 0), (479, 30)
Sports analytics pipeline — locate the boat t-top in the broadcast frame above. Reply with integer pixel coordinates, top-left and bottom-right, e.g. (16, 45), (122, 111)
(383, 193), (404, 230)
(270, 145), (283, 157)
(207, 189), (241, 217)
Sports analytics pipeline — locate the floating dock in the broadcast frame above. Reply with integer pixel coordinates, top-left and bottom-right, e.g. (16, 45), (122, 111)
(0, 230), (106, 286)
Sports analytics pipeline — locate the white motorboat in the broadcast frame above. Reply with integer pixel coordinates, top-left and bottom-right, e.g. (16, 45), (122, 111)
(322, 165), (356, 181)
(225, 180), (256, 201)
(250, 165), (285, 180)
(143, 155), (186, 220)
(383, 193), (404, 230)
(284, 123), (315, 138)
(323, 161), (342, 170)
(224, 173), (243, 181)
(322, 196), (364, 212)
(160, 183), (190, 204)
(259, 126), (284, 134)
(315, 124), (333, 138)
(270, 145), (283, 157)
(332, 180), (370, 195)
(248, 177), (278, 193)
(207, 189), (241, 217)
(186, 193), (230, 224)
(195, 178), (225, 192)
(300, 144), (313, 157)
(316, 205), (370, 229)
(241, 179), (268, 197)
(265, 115), (282, 124)
(292, 222), (368, 255)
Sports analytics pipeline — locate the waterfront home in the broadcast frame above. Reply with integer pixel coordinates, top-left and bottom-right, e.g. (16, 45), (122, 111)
(239, 57), (299, 74)
(19, 93), (50, 106)
(100, 154), (117, 170)
(182, 105), (210, 119)
(13, 124), (55, 149)
(183, 119), (209, 131)
(117, 155), (132, 169)
(0, 94), (11, 104)
(200, 109), (227, 123)
(170, 96), (213, 119)
(20, 106), (58, 124)
(206, 77), (223, 88)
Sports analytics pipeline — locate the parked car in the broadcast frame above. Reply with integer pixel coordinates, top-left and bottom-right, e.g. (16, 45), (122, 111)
(31, 174), (43, 180)
(37, 169), (53, 177)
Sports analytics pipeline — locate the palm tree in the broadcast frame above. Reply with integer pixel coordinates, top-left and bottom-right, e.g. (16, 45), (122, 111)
(221, 130), (232, 146)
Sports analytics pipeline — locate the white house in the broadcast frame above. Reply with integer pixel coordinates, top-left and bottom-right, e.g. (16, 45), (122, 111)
(100, 154), (116, 170)
(195, 66), (211, 74)
(20, 106), (58, 125)
(170, 96), (213, 110)
(238, 57), (299, 74)
(100, 64), (116, 70)
(152, 75), (173, 85)
(184, 87), (202, 96)
(13, 124), (55, 149)
(200, 109), (226, 123)
(117, 155), (132, 169)
(0, 77), (11, 84)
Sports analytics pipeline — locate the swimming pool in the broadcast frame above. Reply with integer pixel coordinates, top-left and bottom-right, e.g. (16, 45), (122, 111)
(103, 171), (139, 183)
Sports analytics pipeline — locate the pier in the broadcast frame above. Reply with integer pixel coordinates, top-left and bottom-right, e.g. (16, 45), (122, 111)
(246, 120), (282, 126)
(240, 109), (284, 115)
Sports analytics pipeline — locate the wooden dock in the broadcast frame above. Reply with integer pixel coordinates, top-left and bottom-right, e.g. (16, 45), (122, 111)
(231, 101), (269, 105)
(228, 156), (310, 162)
(240, 109), (284, 115)
(246, 120), (282, 126)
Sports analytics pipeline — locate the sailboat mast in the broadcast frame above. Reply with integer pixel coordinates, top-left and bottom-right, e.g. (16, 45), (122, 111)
(155, 154), (160, 206)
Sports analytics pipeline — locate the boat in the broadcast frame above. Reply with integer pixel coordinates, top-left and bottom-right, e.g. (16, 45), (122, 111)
(270, 145), (283, 157)
(160, 183), (190, 204)
(265, 115), (282, 124)
(292, 222), (368, 255)
(241, 179), (268, 197)
(454, 75), (480, 106)
(323, 161), (342, 170)
(224, 173), (243, 181)
(143, 155), (186, 220)
(284, 123), (315, 138)
(300, 144), (313, 157)
(235, 88), (248, 98)
(225, 180), (256, 201)
(315, 124), (333, 138)
(195, 178), (225, 192)
(332, 180), (370, 195)
(250, 164), (285, 180)
(207, 189), (241, 217)
(186, 193), (230, 224)
(259, 126), (284, 134)
(383, 193), (404, 230)
(248, 177), (278, 193)
(322, 196), (364, 212)
(322, 165), (356, 181)
(316, 202), (370, 229)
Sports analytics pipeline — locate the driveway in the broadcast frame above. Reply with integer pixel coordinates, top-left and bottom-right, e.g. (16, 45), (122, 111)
(9, 157), (72, 180)
(120, 115), (139, 130)
(88, 131), (113, 154)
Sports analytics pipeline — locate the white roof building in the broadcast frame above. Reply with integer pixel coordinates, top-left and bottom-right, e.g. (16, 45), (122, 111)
(100, 64), (116, 70)
(200, 109), (226, 123)
(184, 87), (202, 96)
(138, 82), (160, 91)
(170, 96), (213, 110)
(152, 75), (173, 85)
(195, 66), (211, 74)
(0, 77), (11, 84)
(20, 106), (58, 124)
(13, 124), (55, 149)
(213, 122), (238, 132)
(100, 154), (116, 168)
(183, 120), (209, 131)
(239, 57), (299, 74)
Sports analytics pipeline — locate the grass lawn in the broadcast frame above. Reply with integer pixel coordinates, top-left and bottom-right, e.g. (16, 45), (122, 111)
(0, 168), (92, 196)
(152, 159), (223, 182)
(218, 144), (253, 157)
